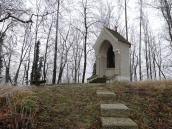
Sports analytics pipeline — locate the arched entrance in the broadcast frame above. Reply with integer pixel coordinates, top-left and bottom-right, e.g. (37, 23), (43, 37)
(97, 40), (118, 77)
(99, 40), (115, 69)
(107, 45), (115, 68)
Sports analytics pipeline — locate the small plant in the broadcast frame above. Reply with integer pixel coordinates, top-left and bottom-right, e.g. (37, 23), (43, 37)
(0, 91), (38, 129)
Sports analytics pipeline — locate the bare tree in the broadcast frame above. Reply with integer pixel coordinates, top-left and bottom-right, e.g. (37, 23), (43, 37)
(157, 40), (162, 80)
(22, 64), (26, 85)
(81, 0), (88, 83)
(57, 27), (72, 84)
(80, 0), (97, 83)
(124, 0), (128, 40)
(134, 55), (139, 81)
(3, 52), (12, 84)
(30, 0), (49, 85)
(159, 0), (172, 46)
(52, 0), (60, 84)
(130, 27), (136, 81)
(150, 37), (166, 79)
(142, 15), (150, 79)
(97, 0), (123, 29)
(43, 18), (53, 81)
(14, 24), (32, 85)
(0, 32), (4, 75)
(139, 0), (143, 80)
(0, 0), (32, 23)
(71, 29), (83, 83)
(25, 46), (32, 85)
(142, 14), (166, 80)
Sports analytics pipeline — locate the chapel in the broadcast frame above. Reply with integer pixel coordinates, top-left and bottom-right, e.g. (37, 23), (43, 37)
(88, 27), (131, 83)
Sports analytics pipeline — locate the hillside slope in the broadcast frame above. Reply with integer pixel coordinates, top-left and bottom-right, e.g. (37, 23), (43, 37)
(0, 81), (172, 129)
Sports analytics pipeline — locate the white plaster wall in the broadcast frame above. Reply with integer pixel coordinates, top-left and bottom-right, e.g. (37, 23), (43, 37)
(118, 41), (130, 81)
(94, 28), (119, 55)
(96, 55), (100, 76)
(94, 28), (130, 81)
(95, 28), (119, 78)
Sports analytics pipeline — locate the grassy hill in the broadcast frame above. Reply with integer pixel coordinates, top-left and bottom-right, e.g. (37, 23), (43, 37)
(0, 81), (172, 129)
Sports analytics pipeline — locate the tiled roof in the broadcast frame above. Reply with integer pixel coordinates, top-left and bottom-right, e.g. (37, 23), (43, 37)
(106, 28), (131, 45)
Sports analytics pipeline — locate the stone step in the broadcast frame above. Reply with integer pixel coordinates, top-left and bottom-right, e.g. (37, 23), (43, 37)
(101, 117), (138, 129)
(101, 103), (129, 117)
(96, 90), (116, 103)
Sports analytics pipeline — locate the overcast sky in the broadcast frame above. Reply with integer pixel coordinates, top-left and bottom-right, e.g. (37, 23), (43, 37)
(22, 0), (171, 80)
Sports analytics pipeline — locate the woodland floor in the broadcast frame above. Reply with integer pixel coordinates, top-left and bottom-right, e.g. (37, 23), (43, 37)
(0, 81), (172, 129)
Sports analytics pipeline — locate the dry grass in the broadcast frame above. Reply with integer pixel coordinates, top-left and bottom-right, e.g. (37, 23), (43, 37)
(130, 80), (172, 89)
(0, 89), (38, 129)
(32, 85), (104, 129)
(109, 80), (172, 129)
(0, 81), (172, 129)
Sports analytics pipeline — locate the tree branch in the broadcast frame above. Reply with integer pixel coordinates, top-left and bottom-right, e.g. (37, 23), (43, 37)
(0, 13), (32, 23)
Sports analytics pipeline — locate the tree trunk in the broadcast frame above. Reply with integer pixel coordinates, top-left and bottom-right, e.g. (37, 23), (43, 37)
(5, 54), (11, 83)
(25, 47), (31, 85)
(0, 33), (4, 75)
(57, 64), (65, 84)
(82, 1), (88, 83)
(22, 64), (27, 85)
(14, 61), (22, 85)
(14, 26), (30, 85)
(152, 53), (157, 79)
(43, 20), (52, 81)
(139, 0), (142, 81)
(125, 0), (128, 40)
(74, 58), (77, 83)
(160, 0), (172, 47)
(52, 0), (60, 84)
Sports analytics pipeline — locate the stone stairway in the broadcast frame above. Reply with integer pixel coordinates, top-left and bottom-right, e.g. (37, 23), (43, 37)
(96, 90), (116, 103)
(97, 90), (138, 129)
(101, 103), (129, 117)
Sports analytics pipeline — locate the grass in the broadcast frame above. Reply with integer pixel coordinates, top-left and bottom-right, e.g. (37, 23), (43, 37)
(0, 90), (38, 129)
(108, 80), (172, 129)
(33, 85), (103, 129)
(0, 80), (172, 129)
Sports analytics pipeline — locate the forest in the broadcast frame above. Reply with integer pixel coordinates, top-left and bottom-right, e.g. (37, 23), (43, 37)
(0, 0), (172, 85)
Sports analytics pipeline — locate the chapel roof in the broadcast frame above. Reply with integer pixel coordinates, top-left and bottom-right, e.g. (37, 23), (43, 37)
(105, 27), (131, 45)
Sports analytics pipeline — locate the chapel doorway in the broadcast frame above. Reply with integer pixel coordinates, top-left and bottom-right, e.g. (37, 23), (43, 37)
(107, 45), (115, 68)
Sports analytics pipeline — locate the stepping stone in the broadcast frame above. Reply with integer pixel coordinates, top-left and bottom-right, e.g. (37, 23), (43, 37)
(101, 117), (138, 129)
(96, 90), (115, 96)
(96, 90), (116, 103)
(101, 103), (129, 117)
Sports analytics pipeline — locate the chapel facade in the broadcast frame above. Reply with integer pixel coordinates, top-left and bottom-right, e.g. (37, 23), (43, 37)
(88, 27), (131, 82)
